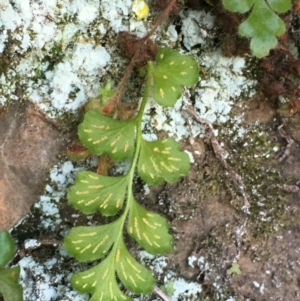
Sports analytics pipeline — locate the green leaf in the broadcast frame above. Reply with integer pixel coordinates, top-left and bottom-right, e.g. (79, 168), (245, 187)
(222, 0), (253, 13)
(70, 235), (155, 300)
(227, 262), (242, 275)
(0, 231), (15, 267)
(268, 0), (291, 13)
(0, 267), (23, 301)
(99, 81), (115, 105)
(222, 0), (291, 58)
(160, 280), (175, 297)
(72, 254), (133, 301)
(138, 138), (190, 185)
(115, 238), (155, 294)
(63, 218), (122, 262)
(78, 110), (135, 161)
(68, 171), (127, 216)
(128, 197), (173, 254)
(153, 48), (199, 107)
(238, 0), (286, 58)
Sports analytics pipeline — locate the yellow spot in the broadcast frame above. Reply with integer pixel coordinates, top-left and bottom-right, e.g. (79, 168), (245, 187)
(189, 66), (194, 69)
(149, 173), (154, 179)
(154, 234), (161, 239)
(71, 240), (83, 244)
(80, 244), (92, 253)
(142, 217), (156, 229)
(84, 129), (92, 133)
(124, 141), (129, 152)
(88, 184), (103, 189)
(163, 75), (168, 79)
(141, 164), (146, 173)
(80, 180), (89, 183)
(102, 268), (109, 280)
(154, 222), (162, 227)
(83, 284), (87, 289)
(85, 196), (100, 206)
(134, 217), (141, 240)
(89, 174), (98, 179)
(180, 72), (187, 75)
(77, 199), (85, 204)
(110, 135), (121, 147)
(126, 258), (141, 273)
(161, 150), (170, 155)
(160, 88), (164, 98)
(99, 292), (103, 301)
(143, 233), (152, 246)
(76, 190), (89, 195)
(75, 247), (80, 250)
(100, 193), (113, 208)
(129, 226), (133, 234)
(160, 162), (172, 172)
(78, 232), (97, 237)
(91, 124), (110, 130)
(130, 276), (137, 287)
(146, 213), (154, 217)
(160, 53), (164, 59)
(93, 136), (108, 144)
(171, 86), (176, 91)
(109, 282), (114, 299)
(116, 199), (120, 208)
(170, 165), (179, 171)
(136, 274), (146, 281)
(154, 241), (161, 248)
(121, 262), (127, 280)
(150, 157), (159, 172)
(92, 280), (97, 287)
(153, 147), (159, 152)
(82, 272), (95, 279)
(92, 235), (108, 253)
(182, 61), (186, 65)
(116, 249), (121, 262)
(112, 147), (117, 153)
(132, 0), (149, 21)
(87, 138), (92, 141)
(170, 61), (174, 65)
(168, 157), (181, 161)
(109, 282), (116, 300)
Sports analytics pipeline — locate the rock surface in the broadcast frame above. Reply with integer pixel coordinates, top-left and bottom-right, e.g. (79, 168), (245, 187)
(0, 102), (75, 230)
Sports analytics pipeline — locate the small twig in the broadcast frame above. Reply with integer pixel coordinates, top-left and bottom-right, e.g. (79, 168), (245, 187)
(183, 94), (250, 260)
(113, 0), (177, 108)
(277, 123), (294, 162)
(182, 109), (195, 145)
(153, 285), (172, 301)
(184, 103), (250, 211)
(23, 238), (62, 251)
(142, 0), (177, 42)
(277, 183), (299, 193)
(233, 218), (247, 261)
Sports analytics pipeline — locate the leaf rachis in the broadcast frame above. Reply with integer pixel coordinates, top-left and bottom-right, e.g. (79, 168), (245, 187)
(64, 48), (199, 301)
